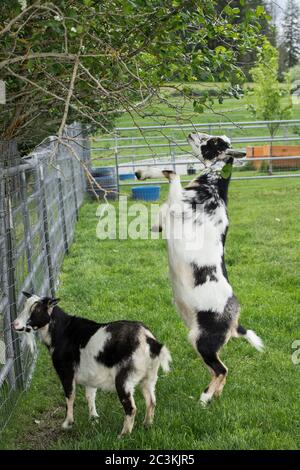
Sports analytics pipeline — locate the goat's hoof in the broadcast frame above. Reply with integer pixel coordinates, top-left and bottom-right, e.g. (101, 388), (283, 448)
(62, 420), (74, 430)
(199, 400), (208, 408)
(199, 392), (212, 407)
(90, 414), (99, 423)
(143, 420), (153, 429)
(118, 430), (131, 439)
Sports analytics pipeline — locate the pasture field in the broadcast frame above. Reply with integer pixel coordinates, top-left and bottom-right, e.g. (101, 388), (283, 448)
(92, 82), (300, 167)
(117, 82), (300, 128)
(1, 177), (300, 450)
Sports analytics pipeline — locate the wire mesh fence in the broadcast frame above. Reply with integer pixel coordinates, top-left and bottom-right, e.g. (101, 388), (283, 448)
(0, 123), (90, 431)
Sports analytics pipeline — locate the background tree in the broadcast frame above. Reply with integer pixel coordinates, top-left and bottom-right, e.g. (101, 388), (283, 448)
(215, 0), (276, 78)
(248, 41), (292, 173)
(0, 0), (269, 154)
(281, 0), (300, 69)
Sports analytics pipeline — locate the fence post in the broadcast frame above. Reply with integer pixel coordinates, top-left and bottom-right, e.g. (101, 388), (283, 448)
(0, 156), (18, 391)
(1, 141), (24, 390)
(38, 163), (55, 297)
(114, 132), (120, 198)
(83, 125), (91, 172)
(85, 129), (92, 191)
(57, 163), (69, 254)
(81, 128), (87, 192)
(132, 135), (135, 174)
(20, 170), (34, 291)
(70, 155), (79, 221)
(68, 123), (84, 210)
(80, 125), (91, 194)
(4, 186), (24, 390)
(68, 125), (79, 220)
(80, 137), (86, 194)
(171, 146), (176, 172)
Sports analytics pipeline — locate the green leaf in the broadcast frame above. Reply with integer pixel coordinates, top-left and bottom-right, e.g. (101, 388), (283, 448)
(220, 162), (233, 179)
(193, 101), (204, 113)
(215, 46), (226, 54)
(255, 6), (265, 16)
(224, 5), (233, 15)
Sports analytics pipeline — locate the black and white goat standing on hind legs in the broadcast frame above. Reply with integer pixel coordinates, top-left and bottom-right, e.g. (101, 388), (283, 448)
(13, 293), (171, 436)
(135, 133), (264, 406)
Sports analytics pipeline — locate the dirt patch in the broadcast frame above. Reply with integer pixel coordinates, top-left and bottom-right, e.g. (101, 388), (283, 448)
(15, 405), (66, 450)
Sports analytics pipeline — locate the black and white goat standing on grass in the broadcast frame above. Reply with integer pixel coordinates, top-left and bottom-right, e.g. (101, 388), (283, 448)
(135, 133), (264, 406)
(13, 293), (171, 436)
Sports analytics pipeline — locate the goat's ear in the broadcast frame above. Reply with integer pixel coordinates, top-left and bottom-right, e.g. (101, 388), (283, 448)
(48, 298), (60, 308)
(22, 291), (32, 299)
(216, 137), (230, 151)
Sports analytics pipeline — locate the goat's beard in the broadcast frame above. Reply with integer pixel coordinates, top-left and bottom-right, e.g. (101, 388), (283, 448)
(23, 330), (36, 354)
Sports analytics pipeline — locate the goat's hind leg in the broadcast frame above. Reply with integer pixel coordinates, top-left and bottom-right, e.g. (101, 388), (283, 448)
(115, 369), (137, 437)
(85, 386), (99, 420)
(194, 333), (228, 406)
(141, 363), (159, 427)
(198, 350), (227, 406)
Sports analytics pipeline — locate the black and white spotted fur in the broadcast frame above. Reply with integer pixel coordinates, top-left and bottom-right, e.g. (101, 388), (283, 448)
(13, 292), (171, 436)
(135, 133), (263, 406)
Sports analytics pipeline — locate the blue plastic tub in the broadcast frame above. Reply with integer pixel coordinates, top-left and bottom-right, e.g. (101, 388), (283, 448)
(91, 166), (115, 177)
(119, 173), (136, 181)
(89, 166), (117, 200)
(132, 186), (160, 201)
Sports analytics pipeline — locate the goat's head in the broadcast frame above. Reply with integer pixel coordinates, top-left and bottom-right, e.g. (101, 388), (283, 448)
(13, 292), (60, 333)
(187, 133), (245, 167)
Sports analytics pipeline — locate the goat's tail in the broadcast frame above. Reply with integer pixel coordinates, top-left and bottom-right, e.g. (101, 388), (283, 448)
(237, 325), (264, 352)
(158, 345), (172, 373)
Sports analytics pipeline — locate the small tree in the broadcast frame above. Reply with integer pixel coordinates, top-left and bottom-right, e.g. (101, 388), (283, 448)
(248, 41), (292, 174)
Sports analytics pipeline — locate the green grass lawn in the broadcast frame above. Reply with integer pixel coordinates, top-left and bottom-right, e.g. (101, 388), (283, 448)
(1, 177), (300, 450)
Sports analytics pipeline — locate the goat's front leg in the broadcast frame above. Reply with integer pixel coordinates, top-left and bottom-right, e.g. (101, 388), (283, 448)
(163, 170), (183, 204)
(53, 358), (76, 429)
(135, 167), (167, 180)
(135, 168), (183, 231)
(62, 379), (76, 429)
(151, 202), (168, 233)
(153, 173), (183, 232)
(135, 167), (182, 196)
